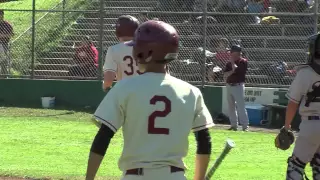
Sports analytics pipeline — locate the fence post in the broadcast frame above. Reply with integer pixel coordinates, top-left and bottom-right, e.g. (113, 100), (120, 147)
(314, 0), (319, 34)
(98, 0), (105, 80)
(31, 0), (36, 79)
(201, 0), (208, 88)
(62, 0), (66, 27)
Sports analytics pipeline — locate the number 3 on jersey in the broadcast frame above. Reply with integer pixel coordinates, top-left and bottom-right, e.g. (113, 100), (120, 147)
(123, 56), (143, 75)
(148, 95), (171, 135)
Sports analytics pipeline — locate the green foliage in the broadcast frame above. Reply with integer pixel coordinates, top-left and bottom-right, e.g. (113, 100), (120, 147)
(9, 68), (21, 77)
(2, 0), (91, 76)
(35, 1), (89, 56)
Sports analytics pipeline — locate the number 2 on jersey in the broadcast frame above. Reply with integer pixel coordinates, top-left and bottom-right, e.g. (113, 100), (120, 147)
(123, 56), (143, 75)
(148, 95), (171, 135)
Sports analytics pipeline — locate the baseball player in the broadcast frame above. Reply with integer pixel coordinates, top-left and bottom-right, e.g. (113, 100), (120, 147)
(102, 15), (142, 91)
(280, 33), (320, 180)
(86, 20), (214, 180)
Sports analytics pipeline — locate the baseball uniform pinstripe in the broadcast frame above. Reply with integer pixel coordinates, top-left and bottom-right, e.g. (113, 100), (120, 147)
(94, 73), (214, 180)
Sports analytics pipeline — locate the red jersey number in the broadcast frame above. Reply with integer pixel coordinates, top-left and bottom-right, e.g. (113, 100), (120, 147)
(148, 95), (171, 135)
(123, 56), (143, 76)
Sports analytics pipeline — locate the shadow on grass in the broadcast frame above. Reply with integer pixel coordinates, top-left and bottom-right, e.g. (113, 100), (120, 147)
(0, 104), (96, 118)
(0, 176), (121, 180)
(0, 0), (20, 3)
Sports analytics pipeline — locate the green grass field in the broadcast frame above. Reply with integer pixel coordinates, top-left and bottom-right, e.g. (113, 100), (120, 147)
(0, 107), (312, 180)
(2, 0), (62, 38)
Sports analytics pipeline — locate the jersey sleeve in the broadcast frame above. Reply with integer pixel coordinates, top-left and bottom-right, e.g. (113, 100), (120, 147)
(103, 47), (117, 72)
(234, 60), (247, 74)
(94, 86), (124, 132)
(286, 69), (309, 104)
(224, 62), (232, 72)
(192, 89), (215, 132)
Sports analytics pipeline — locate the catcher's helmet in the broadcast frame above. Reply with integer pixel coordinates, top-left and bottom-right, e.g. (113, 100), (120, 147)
(304, 33), (320, 74)
(125, 20), (179, 64)
(115, 15), (140, 38)
(307, 33), (320, 64)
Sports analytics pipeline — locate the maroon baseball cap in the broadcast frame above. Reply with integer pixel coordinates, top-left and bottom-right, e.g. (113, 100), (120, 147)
(125, 20), (179, 64)
(115, 15), (140, 38)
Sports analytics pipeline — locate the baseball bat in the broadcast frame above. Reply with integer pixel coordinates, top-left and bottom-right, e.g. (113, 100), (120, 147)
(205, 139), (236, 179)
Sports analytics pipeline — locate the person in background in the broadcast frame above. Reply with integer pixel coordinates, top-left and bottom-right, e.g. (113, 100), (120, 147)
(223, 45), (250, 132)
(215, 0), (246, 12)
(102, 15), (141, 92)
(214, 38), (231, 67)
(68, 36), (98, 78)
(0, 9), (13, 76)
(247, 0), (265, 13)
(246, 0), (265, 24)
(300, 1), (316, 24)
(207, 38), (230, 82)
(276, 0), (307, 12)
(275, 61), (288, 75)
(264, 0), (270, 10)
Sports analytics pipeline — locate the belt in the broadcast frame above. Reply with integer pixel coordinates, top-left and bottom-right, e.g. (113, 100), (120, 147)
(125, 166), (184, 176)
(308, 116), (320, 120)
(228, 83), (242, 86)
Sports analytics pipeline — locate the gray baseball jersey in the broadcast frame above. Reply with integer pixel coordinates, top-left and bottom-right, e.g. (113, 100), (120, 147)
(285, 65), (320, 165)
(94, 73), (214, 172)
(286, 66), (320, 118)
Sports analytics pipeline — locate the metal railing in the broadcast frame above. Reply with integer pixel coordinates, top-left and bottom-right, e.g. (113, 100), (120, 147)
(0, 0), (319, 87)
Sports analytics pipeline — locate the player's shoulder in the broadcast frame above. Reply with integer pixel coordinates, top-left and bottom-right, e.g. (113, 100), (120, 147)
(112, 74), (138, 89)
(294, 65), (316, 78)
(107, 42), (124, 51)
(107, 78), (132, 99)
(294, 64), (312, 72)
(167, 75), (202, 95)
(111, 42), (131, 54)
(112, 42), (130, 50)
(113, 76), (130, 86)
(169, 74), (194, 85)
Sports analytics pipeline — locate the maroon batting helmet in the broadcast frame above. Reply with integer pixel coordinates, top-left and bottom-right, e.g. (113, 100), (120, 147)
(125, 20), (179, 64)
(115, 15), (140, 38)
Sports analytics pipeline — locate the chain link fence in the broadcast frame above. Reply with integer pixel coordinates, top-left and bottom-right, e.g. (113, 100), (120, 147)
(0, 0), (319, 86)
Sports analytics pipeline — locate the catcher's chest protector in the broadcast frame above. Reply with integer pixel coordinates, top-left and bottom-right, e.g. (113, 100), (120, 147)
(290, 66), (320, 116)
(310, 63), (320, 75)
(305, 78), (320, 107)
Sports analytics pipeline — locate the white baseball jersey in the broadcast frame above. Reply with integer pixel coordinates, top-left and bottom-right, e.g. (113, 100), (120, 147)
(94, 73), (214, 171)
(103, 42), (142, 80)
(286, 65), (320, 118)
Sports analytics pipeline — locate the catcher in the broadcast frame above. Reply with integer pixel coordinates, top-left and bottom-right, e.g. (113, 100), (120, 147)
(275, 33), (320, 180)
